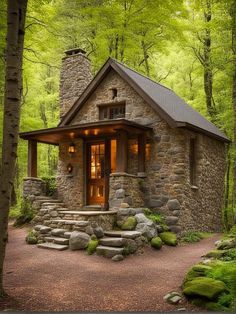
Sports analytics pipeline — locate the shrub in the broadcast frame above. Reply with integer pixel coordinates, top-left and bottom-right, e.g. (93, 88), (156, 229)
(25, 229), (38, 245)
(87, 239), (98, 255)
(159, 232), (177, 246)
(41, 176), (57, 196)
(14, 199), (36, 226)
(151, 237), (162, 249)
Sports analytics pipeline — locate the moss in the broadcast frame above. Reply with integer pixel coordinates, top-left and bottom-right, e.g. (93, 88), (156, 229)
(151, 237), (163, 249)
(121, 216), (137, 231)
(184, 265), (212, 284)
(159, 232), (177, 246)
(25, 229), (38, 245)
(205, 250), (228, 259)
(86, 239), (98, 255)
(183, 277), (228, 300)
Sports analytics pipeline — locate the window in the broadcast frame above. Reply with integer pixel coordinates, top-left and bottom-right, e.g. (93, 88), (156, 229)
(111, 88), (117, 99)
(99, 103), (125, 120)
(189, 138), (197, 186)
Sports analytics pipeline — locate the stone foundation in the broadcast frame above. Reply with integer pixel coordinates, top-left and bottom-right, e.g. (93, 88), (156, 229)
(23, 177), (46, 202)
(109, 173), (145, 208)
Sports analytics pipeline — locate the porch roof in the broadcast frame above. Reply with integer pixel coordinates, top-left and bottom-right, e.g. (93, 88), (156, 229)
(19, 119), (152, 145)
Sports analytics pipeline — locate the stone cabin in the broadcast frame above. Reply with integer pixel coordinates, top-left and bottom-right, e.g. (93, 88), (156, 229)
(20, 48), (229, 235)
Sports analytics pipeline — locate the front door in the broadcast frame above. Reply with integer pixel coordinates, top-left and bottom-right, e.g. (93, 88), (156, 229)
(87, 142), (106, 206)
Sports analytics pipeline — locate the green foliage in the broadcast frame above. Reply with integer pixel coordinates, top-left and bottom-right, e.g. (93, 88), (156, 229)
(41, 176), (57, 196)
(25, 229), (38, 245)
(180, 231), (212, 243)
(145, 212), (165, 224)
(151, 237), (162, 250)
(13, 199), (36, 227)
(86, 239), (98, 255)
(219, 249), (236, 261)
(159, 232), (177, 246)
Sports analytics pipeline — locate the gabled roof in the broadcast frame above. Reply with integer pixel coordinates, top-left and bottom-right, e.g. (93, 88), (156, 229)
(59, 58), (229, 143)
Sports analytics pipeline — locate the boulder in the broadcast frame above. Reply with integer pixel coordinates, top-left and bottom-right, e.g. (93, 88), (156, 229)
(124, 239), (138, 254)
(93, 227), (104, 238)
(69, 231), (90, 250)
(85, 225), (94, 235)
(183, 277), (228, 300)
(165, 216), (179, 226)
(39, 226), (51, 234)
(136, 223), (157, 240)
(151, 237), (163, 249)
(120, 203), (129, 208)
(159, 232), (177, 246)
(204, 250), (227, 259)
(135, 213), (152, 224)
(216, 238), (236, 250)
(121, 216), (137, 230)
(112, 254), (124, 262)
(116, 188), (125, 199)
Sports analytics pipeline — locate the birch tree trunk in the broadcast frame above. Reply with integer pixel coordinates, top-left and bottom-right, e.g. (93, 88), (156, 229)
(0, 0), (28, 296)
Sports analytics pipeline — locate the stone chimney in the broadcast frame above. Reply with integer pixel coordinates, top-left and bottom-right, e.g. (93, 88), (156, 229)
(59, 48), (93, 118)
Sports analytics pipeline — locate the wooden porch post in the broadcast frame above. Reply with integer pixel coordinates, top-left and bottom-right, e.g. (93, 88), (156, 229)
(116, 130), (128, 173)
(138, 133), (146, 173)
(28, 140), (37, 177)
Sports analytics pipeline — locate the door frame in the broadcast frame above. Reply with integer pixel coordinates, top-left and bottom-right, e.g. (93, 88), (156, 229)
(84, 138), (111, 209)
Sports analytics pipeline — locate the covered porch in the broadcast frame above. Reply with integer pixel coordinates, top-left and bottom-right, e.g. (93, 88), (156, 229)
(20, 119), (152, 209)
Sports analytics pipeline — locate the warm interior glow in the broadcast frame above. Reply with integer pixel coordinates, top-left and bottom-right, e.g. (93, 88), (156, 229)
(68, 143), (75, 153)
(111, 139), (117, 173)
(146, 143), (150, 160)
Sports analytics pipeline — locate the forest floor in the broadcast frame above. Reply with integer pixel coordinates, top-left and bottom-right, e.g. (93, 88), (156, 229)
(0, 225), (220, 312)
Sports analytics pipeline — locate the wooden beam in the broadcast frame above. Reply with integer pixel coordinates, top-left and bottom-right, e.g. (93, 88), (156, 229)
(138, 133), (146, 173)
(116, 130), (128, 172)
(28, 140), (37, 177)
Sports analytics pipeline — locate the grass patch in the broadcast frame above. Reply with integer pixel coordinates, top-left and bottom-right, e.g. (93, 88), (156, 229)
(180, 231), (213, 244)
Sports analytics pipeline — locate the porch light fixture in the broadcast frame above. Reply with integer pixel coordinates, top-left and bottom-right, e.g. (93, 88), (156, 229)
(68, 143), (75, 154)
(67, 163), (73, 173)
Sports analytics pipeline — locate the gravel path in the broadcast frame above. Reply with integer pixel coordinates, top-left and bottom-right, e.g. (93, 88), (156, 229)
(1, 225), (220, 312)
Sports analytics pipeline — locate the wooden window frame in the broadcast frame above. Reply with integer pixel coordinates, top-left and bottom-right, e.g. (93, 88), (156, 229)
(98, 102), (126, 120)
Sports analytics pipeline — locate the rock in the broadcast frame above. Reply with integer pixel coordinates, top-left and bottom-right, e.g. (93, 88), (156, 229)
(177, 308), (186, 311)
(216, 238), (236, 250)
(121, 216), (137, 230)
(167, 199), (181, 210)
(51, 228), (65, 236)
(169, 226), (182, 234)
(135, 213), (151, 224)
(69, 231), (90, 250)
(149, 199), (163, 208)
(164, 292), (182, 304)
(151, 237), (163, 249)
(116, 188), (125, 199)
(159, 232), (177, 246)
(85, 225), (94, 235)
(136, 223), (157, 240)
(183, 277), (228, 300)
(184, 264), (212, 282)
(118, 208), (131, 216)
(124, 239), (138, 254)
(165, 216), (179, 225)
(156, 225), (163, 233)
(172, 210), (181, 217)
(39, 226), (51, 234)
(112, 254), (124, 262)
(93, 227), (104, 238)
(120, 203), (129, 208)
(34, 225), (44, 231)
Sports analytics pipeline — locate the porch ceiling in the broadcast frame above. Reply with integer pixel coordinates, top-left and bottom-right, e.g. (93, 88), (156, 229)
(19, 119), (152, 145)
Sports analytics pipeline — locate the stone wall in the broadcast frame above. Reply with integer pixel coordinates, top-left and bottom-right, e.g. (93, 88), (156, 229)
(56, 139), (84, 210)
(109, 173), (145, 208)
(59, 51), (93, 119)
(23, 177), (46, 201)
(59, 68), (226, 233)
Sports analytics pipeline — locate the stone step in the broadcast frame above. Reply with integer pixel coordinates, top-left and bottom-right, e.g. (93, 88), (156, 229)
(44, 236), (69, 245)
(37, 243), (68, 251)
(51, 219), (89, 226)
(104, 230), (141, 239)
(42, 202), (65, 207)
(63, 232), (72, 239)
(35, 196), (53, 200)
(58, 210), (117, 216)
(99, 237), (126, 247)
(96, 245), (124, 258)
(51, 228), (66, 236)
(83, 205), (102, 211)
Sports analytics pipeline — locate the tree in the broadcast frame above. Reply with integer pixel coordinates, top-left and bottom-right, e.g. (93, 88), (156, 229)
(0, 0), (28, 295)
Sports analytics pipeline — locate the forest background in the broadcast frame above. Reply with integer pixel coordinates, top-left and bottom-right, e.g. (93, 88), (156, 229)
(0, 0), (235, 228)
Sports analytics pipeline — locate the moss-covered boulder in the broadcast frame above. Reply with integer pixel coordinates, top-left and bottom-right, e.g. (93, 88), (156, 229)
(121, 216), (137, 230)
(87, 239), (98, 255)
(159, 232), (177, 246)
(25, 229), (38, 245)
(184, 264), (212, 283)
(151, 237), (163, 249)
(204, 250), (227, 259)
(183, 277), (228, 300)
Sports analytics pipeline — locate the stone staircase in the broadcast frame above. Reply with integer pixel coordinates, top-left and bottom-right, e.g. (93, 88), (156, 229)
(30, 196), (144, 258)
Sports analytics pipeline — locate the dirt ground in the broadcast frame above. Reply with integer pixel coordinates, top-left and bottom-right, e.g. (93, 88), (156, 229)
(0, 225), (220, 312)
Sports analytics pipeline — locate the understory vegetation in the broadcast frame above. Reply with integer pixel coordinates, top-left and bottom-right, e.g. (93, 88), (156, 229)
(182, 226), (236, 311)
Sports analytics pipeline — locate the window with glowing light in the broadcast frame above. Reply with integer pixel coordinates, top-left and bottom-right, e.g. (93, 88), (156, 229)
(99, 104), (125, 120)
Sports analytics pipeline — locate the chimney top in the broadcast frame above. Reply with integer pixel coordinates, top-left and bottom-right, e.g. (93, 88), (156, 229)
(64, 48), (86, 56)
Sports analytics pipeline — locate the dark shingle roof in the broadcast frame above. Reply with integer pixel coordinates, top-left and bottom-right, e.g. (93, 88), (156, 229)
(60, 58), (229, 142)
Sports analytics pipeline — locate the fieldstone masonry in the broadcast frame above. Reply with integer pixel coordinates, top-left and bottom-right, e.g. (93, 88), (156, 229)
(23, 177), (46, 201)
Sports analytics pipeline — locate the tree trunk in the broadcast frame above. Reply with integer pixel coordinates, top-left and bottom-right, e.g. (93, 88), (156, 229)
(231, 0), (236, 213)
(0, 0), (28, 296)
